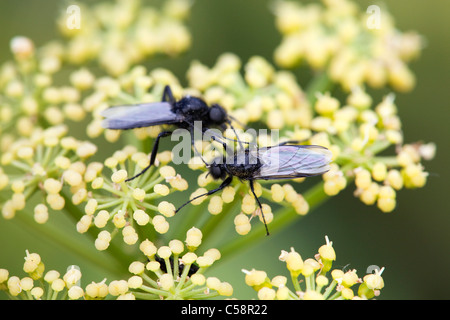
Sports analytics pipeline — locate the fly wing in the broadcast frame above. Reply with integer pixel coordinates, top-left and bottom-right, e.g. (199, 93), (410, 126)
(252, 145), (332, 180)
(101, 102), (182, 130)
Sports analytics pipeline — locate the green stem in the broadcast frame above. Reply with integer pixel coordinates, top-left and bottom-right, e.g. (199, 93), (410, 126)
(307, 274), (315, 291)
(139, 285), (170, 297)
(178, 282), (196, 294)
(141, 273), (158, 287)
(51, 289), (59, 300)
(372, 156), (400, 167)
(291, 273), (302, 293)
(141, 172), (164, 193)
(366, 139), (392, 155)
(323, 279), (338, 299)
(175, 261), (192, 293)
(218, 181), (329, 262)
(99, 181), (125, 197)
(163, 257), (173, 278)
(117, 91), (139, 104)
(182, 287), (219, 299)
(24, 290), (34, 300)
(10, 160), (31, 172)
(328, 291), (342, 300)
(172, 254), (179, 280)
(188, 292), (220, 299)
(132, 291), (159, 300)
(140, 201), (159, 212)
(96, 198), (124, 210)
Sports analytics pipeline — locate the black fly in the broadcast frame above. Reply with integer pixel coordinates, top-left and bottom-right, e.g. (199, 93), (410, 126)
(175, 139), (333, 236)
(101, 85), (236, 181)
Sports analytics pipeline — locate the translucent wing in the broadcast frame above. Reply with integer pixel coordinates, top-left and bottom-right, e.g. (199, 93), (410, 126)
(252, 145), (332, 180)
(101, 102), (182, 130)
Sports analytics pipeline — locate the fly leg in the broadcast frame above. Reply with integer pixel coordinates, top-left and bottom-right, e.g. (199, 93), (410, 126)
(125, 130), (173, 182)
(276, 140), (301, 146)
(175, 176), (233, 214)
(162, 85), (175, 104)
(249, 179), (270, 236)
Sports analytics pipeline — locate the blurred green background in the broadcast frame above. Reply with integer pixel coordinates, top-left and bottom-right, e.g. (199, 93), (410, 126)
(0, 0), (449, 299)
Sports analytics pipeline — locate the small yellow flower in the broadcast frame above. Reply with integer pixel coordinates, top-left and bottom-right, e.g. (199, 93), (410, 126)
(152, 215), (169, 234)
(243, 269), (269, 289)
(158, 201), (176, 217)
(111, 169), (128, 183)
(68, 286), (84, 300)
(95, 231), (112, 251)
(257, 287), (276, 300)
(10, 36), (35, 60)
(279, 248), (303, 276)
(108, 280), (129, 296)
(186, 227), (202, 249)
(154, 184), (170, 196)
(34, 204), (49, 224)
(244, 236), (385, 300)
(129, 261), (146, 275)
(208, 196), (223, 215)
(234, 213), (251, 235)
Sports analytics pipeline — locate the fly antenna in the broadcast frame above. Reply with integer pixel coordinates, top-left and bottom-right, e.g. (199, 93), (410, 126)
(228, 114), (248, 130)
(175, 176), (233, 214)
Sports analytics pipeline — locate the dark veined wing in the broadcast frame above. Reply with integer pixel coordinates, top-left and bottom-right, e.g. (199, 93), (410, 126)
(252, 145), (332, 180)
(101, 102), (183, 130)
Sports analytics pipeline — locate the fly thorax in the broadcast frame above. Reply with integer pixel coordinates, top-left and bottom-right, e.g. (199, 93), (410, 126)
(177, 97), (209, 116)
(226, 151), (261, 179)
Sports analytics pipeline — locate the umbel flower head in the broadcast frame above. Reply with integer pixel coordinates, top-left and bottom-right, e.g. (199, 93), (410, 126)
(0, 36), (86, 150)
(0, 250), (89, 300)
(0, 230), (232, 300)
(74, 145), (188, 249)
(56, 0), (192, 76)
(243, 236), (385, 300)
(123, 228), (233, 300)
(273, 0), (423, 92)
(0, 125), (97, 222)
(312, 90), (435, 212)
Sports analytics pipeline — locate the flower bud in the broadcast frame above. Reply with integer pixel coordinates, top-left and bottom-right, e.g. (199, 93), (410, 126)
(132, 188), (146, 201)
(169, 240), (184, 255)
(152, 215), (169, 234)
(243, 269), (270, 291)
(133, 209), (150, 225)
(158, 201), (176, 217)
(280, 248), (303, 276)
(111, 169), (128, 183)
(159, 273), (174, 291)
(234, 213), (251, 235)
(154, 184), (170, 196)
(186, 227), (202, 248)
(257, 287), (276, 300)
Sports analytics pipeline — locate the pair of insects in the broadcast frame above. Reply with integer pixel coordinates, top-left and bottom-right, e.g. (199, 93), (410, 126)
(101, 85), (332, 235)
